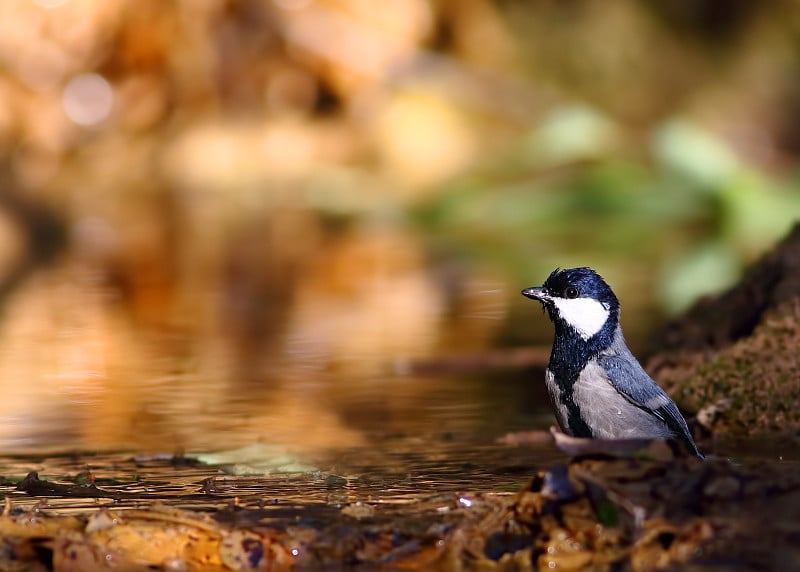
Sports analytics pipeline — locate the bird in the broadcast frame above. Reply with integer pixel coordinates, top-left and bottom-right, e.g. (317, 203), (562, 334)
(521, 267), (703, 459)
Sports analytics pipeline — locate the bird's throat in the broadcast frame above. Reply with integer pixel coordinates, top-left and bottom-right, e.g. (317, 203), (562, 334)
(548, 317), (617, 388)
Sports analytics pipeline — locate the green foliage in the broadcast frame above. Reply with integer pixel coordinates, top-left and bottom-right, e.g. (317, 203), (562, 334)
(412, 109), (800, 315)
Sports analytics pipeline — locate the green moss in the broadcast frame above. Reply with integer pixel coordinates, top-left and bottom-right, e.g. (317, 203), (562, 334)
(654, 300), (800, 436)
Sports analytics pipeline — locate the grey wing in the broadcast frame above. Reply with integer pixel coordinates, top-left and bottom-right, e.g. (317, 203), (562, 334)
(597, 353), (703, 458)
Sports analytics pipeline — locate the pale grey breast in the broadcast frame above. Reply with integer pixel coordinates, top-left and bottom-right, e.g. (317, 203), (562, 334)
(573, 360), (673, 440)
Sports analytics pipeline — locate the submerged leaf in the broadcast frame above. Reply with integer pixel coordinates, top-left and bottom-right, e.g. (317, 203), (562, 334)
(191, 444), (318, 475)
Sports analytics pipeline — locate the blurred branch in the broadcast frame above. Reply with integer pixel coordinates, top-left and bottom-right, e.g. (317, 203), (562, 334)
(395, 346), (549, 376)
(280, 4), (540, 122)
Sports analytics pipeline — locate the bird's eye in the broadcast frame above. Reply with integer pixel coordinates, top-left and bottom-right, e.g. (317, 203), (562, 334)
(565, 286), (579, 299)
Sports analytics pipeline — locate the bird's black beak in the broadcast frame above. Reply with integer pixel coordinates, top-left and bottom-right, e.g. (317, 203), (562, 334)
(521, 286), (550, 302)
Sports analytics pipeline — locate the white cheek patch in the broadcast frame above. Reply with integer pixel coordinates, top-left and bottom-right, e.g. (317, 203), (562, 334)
(552, 297), (610, 340)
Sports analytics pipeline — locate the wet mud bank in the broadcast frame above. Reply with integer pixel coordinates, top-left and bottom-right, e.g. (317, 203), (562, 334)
(650, 223), (800, 438)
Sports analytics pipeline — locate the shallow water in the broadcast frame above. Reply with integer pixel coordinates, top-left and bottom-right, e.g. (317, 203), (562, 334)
(1, 418), (794, 528)
(0, 348), (567, 519)
(0, 433), (566, 526)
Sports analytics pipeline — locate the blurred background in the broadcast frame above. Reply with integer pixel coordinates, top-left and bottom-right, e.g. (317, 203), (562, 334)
(1, 0), (799, 453)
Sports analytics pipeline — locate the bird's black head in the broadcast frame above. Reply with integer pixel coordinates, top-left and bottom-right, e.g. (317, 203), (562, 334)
(521, 267), (619, 342)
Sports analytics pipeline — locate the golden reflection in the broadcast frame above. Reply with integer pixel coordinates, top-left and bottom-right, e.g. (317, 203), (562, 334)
(287, 226), (443, 374)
